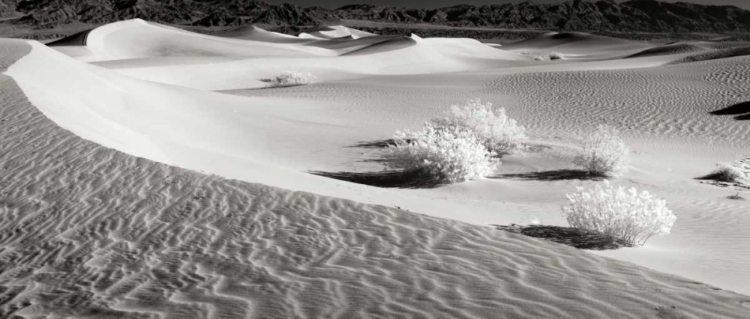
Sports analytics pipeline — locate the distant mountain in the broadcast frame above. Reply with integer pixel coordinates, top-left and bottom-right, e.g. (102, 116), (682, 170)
(3, 0), (750, 33)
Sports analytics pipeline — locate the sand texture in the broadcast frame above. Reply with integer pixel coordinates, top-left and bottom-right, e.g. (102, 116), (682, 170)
(1, 42), (749, 317)
(3, 19), (750, 317)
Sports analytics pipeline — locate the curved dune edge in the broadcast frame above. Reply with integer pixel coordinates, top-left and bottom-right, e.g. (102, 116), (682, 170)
(1, 41), (749, 318)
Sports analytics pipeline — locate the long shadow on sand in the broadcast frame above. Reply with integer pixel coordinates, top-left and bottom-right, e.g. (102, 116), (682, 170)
(495, 225), (632, 250)
(347, 139), (397, 149)
(313, 139), (446, 188)
(710, 101), (750, 120)
(493, 169), (604, 181)
(310, 170), (446, 189)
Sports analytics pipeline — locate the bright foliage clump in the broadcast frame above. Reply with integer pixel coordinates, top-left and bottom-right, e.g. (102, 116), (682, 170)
(562, 181), (676, 246)
(430, 98), (527, 155)
(385, 124), (500, 183)
(574, 125), (629, 177)
(268, 71), (317, 87)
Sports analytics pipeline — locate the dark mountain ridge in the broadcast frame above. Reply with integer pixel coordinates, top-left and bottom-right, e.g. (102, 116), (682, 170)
(2, 0), (750, 34)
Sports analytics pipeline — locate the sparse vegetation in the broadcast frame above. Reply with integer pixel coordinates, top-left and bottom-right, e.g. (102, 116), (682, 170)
(382, 98), (528, 183)
(430, 98), (527, 154)
(574, 125), (629, 178)
(267, 71), (317, 87)
(384, 124), (500, 183)
(534, 52), (565, 61)
(562, 181), (677, 246)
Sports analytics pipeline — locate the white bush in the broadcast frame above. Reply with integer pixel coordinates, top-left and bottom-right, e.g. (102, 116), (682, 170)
(268, 71), (317, 87)
(430, 98), (527, 154)
(562, 181), (676, 246)
(548, 51), (565, 60)
(384, 124), (500, 183)
(534, 51), (565, 61)
(573, 125), (629, 177)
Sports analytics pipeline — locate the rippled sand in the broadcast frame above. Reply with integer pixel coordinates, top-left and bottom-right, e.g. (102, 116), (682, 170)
(3, 20), (750, 317)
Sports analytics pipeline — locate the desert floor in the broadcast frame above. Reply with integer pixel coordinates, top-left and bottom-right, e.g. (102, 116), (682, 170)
(1, 20), (750, 317)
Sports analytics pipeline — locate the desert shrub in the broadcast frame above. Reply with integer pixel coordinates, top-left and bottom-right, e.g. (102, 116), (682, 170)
(384, 124), (500, 183)
(268, 71), (317, 87)
(430, 98), (527, 154)
(562, 181), (676, 246)
(705, 164), (746, 183)
(534, 52), (565, 61)
(573, 125), (629, 177)
(548, 52), (565, 60)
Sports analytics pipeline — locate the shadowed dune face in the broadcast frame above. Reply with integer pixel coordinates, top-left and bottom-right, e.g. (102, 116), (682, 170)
(305, 34), (404, 50)
(45, 29), (93, 46)
(213, 25), (316, 44)
(501, 32), (650, 58)
(626, 43), (709, 59)
(670, 46), (750, 64)
(340, 36), (418, 56)
(2, 41), (750, 317)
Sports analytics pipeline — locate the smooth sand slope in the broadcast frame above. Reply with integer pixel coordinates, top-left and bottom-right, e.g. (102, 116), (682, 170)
(1, 40), (750, 318)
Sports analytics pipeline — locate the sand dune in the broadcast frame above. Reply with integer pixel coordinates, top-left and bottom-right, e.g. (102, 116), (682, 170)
(300, 25), (377, 40)
(84, 19), (334, 62)
(44, 20), (525, 90)
(306, 34), (409, 53)
(213, 25), (316, 44)
(626, 42), (711, 59)
(341, 36), (418, 56)
(501, 32), (652, 59)
(224, 49), (750, 294)
(3, 17), (750, 316)
(671, 46), (750, 64)
(1, 41), (749, 317)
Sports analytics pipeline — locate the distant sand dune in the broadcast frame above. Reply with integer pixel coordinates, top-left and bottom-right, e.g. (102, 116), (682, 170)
(501, 32), (651, 59)
(213, 25), (315, 44)
(43, 20), (525, 90)
(306, 34), (408, 52)
(626, 43), (710, 59)
(1, 41), (749, 317)
(300, 25), (377, 40)
(341, 36), (418, 56)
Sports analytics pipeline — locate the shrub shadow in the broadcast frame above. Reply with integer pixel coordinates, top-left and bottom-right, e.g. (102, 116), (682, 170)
(494, 169), (604, 181)
(312, 139), (447, 189)
(495, 224), (632, 250)
(696, 171), (736, 183)
(710, 101), (750, 120)
(348, 139), (397, 149)
(309, 170), (446, 189)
